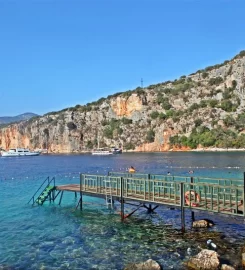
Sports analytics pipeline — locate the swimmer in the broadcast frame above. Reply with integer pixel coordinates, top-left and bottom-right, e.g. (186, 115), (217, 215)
(128, 166), (136, 173)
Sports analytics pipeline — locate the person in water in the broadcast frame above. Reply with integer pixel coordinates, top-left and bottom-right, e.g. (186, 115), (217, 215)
(129, 166), (136, 172)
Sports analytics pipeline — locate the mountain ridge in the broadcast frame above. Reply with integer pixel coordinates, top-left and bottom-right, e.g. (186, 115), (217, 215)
(0, 113), (39, 125)
(0, 50), (245, 152)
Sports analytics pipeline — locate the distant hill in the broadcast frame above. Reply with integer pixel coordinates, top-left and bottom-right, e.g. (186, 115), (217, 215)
(0, 113), (39, 125)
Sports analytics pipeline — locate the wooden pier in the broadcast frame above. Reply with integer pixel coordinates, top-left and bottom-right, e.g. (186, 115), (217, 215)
(29, 172), (245, 232)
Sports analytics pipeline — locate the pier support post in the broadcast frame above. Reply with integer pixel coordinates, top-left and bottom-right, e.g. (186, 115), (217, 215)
(74, 192), (77, 199)
(52, 189), (55, 202)
(80, 192), (83, 210)
(120, 177), (124, 221)
(190, 176), (195, 221)
(59, 191), (64, 205)
(180, 183), (185, 233)
(142, 204), (158, 213)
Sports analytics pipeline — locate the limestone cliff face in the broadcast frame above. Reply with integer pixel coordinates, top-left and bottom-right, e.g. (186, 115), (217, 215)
(110, 94), (143, 117)
(1, 51), (245, 152)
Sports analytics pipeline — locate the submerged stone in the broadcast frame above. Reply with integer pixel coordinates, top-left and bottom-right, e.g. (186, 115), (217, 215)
(187, 249), (220, 270)
(192, 219), (214, 228)
(124, 259), (161, 270)
(220, 264), (235, 270)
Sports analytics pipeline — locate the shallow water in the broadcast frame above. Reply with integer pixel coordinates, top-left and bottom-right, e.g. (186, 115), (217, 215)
(1, 152), (245, 269)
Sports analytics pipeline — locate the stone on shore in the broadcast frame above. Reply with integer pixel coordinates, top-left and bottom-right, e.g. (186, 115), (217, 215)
(124, 259), (161, 270)
(192, 219), (214, 228)
(187, 249), (220, 270)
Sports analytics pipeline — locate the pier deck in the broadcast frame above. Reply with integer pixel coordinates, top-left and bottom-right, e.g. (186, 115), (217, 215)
(54, 173), (245, 217)
(29, 172), (245, 231)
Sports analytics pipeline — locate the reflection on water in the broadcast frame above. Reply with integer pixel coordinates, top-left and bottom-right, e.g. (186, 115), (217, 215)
(1, 152), (245, 269)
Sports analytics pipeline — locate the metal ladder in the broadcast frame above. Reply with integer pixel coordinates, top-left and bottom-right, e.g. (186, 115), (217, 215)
(104, 178), (113, 209)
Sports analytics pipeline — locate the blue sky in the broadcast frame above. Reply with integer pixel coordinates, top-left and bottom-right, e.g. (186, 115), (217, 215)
(0, 0), (244, 116)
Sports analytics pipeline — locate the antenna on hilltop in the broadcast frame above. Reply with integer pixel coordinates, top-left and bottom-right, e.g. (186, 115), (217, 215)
(141, 78), (143, 88)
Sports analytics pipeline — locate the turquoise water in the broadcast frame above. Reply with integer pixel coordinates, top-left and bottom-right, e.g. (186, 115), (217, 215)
(1, 152), (245, 269)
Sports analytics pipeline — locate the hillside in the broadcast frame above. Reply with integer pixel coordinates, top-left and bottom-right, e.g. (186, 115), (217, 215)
(0, 113), (38, 125)
(1, 51), (245, 152)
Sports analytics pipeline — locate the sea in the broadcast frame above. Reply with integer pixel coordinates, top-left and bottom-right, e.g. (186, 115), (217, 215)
(1, 152), (245, 270)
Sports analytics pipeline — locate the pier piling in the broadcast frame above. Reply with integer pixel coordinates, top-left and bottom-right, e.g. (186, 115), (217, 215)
(120, 177), (124, 221)
(58, 191), (64, 205)
(190, 176), (195, 221)
(180, 182), (185, 233)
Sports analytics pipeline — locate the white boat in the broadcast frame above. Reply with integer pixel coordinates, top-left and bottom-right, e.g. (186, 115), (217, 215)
(1, 148), (40, 157)
(91, 148), (113, 155)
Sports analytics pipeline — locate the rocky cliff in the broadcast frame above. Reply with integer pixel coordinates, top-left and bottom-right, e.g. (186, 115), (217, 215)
(1, 51), (245, 153)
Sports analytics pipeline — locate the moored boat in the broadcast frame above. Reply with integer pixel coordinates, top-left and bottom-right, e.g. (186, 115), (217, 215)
(1, 148), (40, 157)
(111, 147), (122, 154)
(91, 148), (113, 155)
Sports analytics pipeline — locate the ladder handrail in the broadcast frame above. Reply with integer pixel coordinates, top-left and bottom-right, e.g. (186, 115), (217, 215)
(27, 176), (55, 204)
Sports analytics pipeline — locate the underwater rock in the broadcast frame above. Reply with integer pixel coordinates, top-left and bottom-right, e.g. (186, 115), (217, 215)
(187, 249), (220, 270)
(187, 247), (192, 256)
(242, 251), (245, 268)
(192, 219), (215, 228)
(0, 265), (14, 270)
(220, 264), (235, 270)
(124, 259), (161, 270)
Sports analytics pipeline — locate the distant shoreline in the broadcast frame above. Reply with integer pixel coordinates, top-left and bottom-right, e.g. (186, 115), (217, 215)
(190, 148), (245, 152)
(124, 148), (245, 153)
(3, 148), (245, 154)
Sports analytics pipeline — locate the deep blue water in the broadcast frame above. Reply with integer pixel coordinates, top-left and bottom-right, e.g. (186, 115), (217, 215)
(1, 152), (245, 269)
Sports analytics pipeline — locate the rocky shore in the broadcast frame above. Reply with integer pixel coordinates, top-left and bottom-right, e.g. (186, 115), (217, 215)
(124, 220), (244, 270)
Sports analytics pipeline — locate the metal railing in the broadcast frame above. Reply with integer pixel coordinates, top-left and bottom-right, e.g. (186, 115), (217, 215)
(109, 171), (243, 186)
(80, 173), (245, 216)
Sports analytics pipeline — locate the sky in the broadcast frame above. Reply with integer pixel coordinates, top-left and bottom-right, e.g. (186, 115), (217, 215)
(0, 0), (245, 116)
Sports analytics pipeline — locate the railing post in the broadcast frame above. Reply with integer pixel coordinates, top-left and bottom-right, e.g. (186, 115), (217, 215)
(120, 177), (124, 221)
(180, 182), (185, 233)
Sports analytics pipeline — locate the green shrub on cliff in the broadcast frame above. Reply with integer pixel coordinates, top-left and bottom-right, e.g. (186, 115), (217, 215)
(170, 127), (245, 149)
(208, 77), (223, 86)
(146, 129), (155, 143)
(150, 111), (159, 119)
(103, 126), (113, 139)
(124, 142), (135, 150)
(121, 117), (132, 124)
